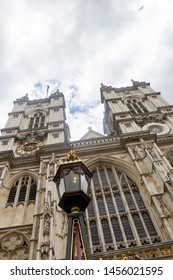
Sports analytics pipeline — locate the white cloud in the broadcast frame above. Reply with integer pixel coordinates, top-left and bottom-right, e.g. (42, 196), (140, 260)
(0, 0), (173, 140)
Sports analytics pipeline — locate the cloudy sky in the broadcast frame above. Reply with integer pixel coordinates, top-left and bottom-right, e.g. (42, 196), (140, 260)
(1, 0), (173, 140)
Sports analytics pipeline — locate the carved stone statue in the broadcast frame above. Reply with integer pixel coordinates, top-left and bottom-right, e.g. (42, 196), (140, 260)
(132, 145), (147, 160)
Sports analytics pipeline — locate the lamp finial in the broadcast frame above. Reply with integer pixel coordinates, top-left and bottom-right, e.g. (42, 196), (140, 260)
(64, 150), (80, 162)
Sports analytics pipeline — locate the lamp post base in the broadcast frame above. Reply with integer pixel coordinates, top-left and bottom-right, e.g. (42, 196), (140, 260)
(66, 211), (92, 260)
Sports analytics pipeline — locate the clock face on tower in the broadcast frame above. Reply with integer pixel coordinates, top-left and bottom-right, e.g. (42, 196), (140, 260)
(16, 142), (39, 156)
(149, 125), (163, 134)
(142, 122), (170, 135)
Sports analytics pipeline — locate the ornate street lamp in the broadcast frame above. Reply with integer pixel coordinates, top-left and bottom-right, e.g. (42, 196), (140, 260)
(53, 150), (93, 260)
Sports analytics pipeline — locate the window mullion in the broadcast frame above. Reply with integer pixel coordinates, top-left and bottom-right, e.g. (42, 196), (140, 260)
(95, 167), (107, 252)
(102, 167), (117, 248)
(8, 177), (23, 226)
(111, 167), (128, 246)
(22, 176), (32, 224)
(88, 171), (105, 252)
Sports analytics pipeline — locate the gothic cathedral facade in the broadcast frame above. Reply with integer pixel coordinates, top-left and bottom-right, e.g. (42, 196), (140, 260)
(0, 81), (173, 260)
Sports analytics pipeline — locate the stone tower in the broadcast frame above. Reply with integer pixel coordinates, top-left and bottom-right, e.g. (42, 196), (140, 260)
(0, 89), (70, 260)
(0, 81), (173, 260)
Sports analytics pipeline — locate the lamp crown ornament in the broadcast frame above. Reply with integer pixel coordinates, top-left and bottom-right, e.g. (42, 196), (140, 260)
(64, 150), (80, 163)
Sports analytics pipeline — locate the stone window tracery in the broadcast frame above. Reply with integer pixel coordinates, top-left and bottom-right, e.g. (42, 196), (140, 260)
(86, 165), (161, 253)
(28, 112), (46, 129)
(125, 98), (148, 115)
(0, 232), (29, 260)
(7, 176), (37, 205)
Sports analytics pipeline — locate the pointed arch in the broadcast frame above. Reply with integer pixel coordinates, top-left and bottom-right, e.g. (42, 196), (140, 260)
(4, 171), (38, 227)
(84, 155), (161, 254)
(85, 155), (141, 185)
(6, 170), (38, 189)
(26, 107), (49, 117)
(6, 171), (38, 204)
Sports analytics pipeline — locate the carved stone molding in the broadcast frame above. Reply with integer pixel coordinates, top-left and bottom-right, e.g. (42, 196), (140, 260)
(132, 145), (147, 160)
(2, 232), (23, 251)
(43, 197), (53, 236)
(166, 150), (173, 166)
(40, 241), (50, 260)
(0, 249), (10, 260)
(94, 243), (173, 260)
(10, 246), (29, 260)
(0, 231), (29, 260)
(136, 113), (165, 126)
(16, 131), (47, 145)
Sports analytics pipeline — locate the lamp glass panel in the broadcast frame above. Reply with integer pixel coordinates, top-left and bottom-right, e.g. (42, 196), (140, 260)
(81, 173), (88, 194)
(65, 170), (80, 191)
(59, 178), (65, 198)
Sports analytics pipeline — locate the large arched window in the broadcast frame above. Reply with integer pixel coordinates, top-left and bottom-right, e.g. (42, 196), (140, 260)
(85, 166), (160, 253)
(7, 176), (37, 204)
(4, 175), (37, 227)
